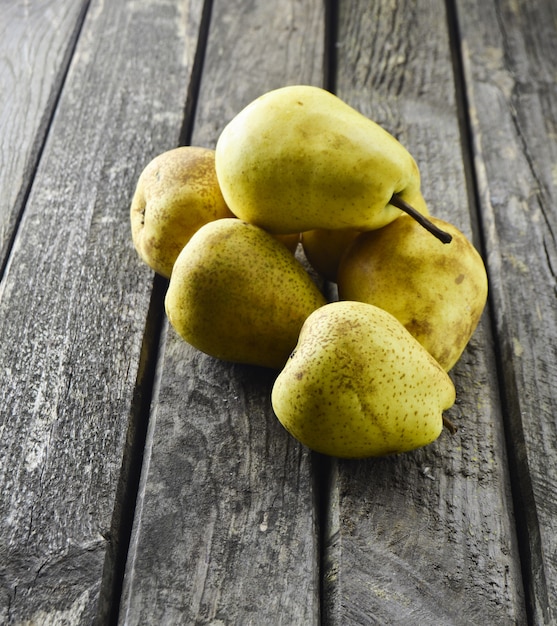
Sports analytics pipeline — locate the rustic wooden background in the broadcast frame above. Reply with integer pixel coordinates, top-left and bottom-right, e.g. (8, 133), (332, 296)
(1, 0), (555, 624)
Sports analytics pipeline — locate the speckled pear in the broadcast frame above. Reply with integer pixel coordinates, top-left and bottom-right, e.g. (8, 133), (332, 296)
(215, 85), (426, 235)
(271, 301), (456, 458)
(337, 215), (488, 371)
(130, 146), (234, 278)
(165, 218), (326, 369)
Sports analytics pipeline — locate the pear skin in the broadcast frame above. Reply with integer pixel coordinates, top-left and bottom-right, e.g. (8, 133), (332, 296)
(271, 301), (456, 458)
(215, 85), (422, 234)
(130, 146), (234, 278)
(165, 218), (326, 369)
(274, 231), (301, 254)
(337, 215), (488, 371)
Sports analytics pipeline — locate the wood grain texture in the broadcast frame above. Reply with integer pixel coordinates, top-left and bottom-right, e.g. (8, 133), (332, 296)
(121, 336), (321, 625)
(0, 0), (89, 272)
(0, 0), (203, 622)
(119, 0), (326, 623)
(323, 0), (526, 623)
(455, 0), (557, 623)
(2, 0), (552, 623)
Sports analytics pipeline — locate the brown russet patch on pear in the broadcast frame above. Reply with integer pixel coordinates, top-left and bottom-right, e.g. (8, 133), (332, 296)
(405, 317), (433, 341)
(130, 146), (234, 278)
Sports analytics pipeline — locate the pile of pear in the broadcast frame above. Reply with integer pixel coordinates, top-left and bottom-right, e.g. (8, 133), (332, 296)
(130, 85), (488, 459)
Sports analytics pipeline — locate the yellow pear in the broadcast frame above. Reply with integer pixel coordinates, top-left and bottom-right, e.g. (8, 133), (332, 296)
(337, 215), (488, 371)
(271, 301), (456, 458)
(274, 232), (301, 254)
(215, 85), (444, 236)
(130, 146), (234, 278)
(301, 228), (360, 283)
(165, 218), (327, 369)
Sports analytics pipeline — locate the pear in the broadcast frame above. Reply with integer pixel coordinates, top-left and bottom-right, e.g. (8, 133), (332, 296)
(215, 85), (450, 242)
(337, 215), (488, 371)
(271, 301), (456, 458)
(301, 228), (360, 283)
(130, 146), (234, 278)
(274, 231), (301, 254)
(165, 218), (327, 369)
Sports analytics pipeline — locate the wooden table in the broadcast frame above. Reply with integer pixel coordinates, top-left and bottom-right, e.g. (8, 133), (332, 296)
(1, 0), (556, 624)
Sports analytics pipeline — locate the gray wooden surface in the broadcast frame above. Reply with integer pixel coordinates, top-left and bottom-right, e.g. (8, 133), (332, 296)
(1, 0), (556, 624)
(456, 1), (557, 622)
(0, 0), (204, 622)
(0, 0), (89, 271)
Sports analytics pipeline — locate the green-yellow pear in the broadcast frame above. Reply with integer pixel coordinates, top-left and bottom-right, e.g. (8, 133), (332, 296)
(271, 301), (456, 458)
(130, 146), (234, 278)
(165, 218), (327, 369)
(337, 215), (488, 371)
(215, 85), (448, 239)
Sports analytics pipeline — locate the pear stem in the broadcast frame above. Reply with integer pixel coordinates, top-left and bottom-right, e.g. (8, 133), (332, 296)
(442, 415), (458, 435)
(390, 193), (453, 244)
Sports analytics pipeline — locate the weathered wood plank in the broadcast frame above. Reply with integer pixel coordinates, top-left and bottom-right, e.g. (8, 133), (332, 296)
(119, 0), (326, 623)
(455, 0), (557, 623)
(323, 0), (526, 623)
(121, 338), (322, 625)
(0, 0), (89, 272)
(0, 0), (204, 623)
